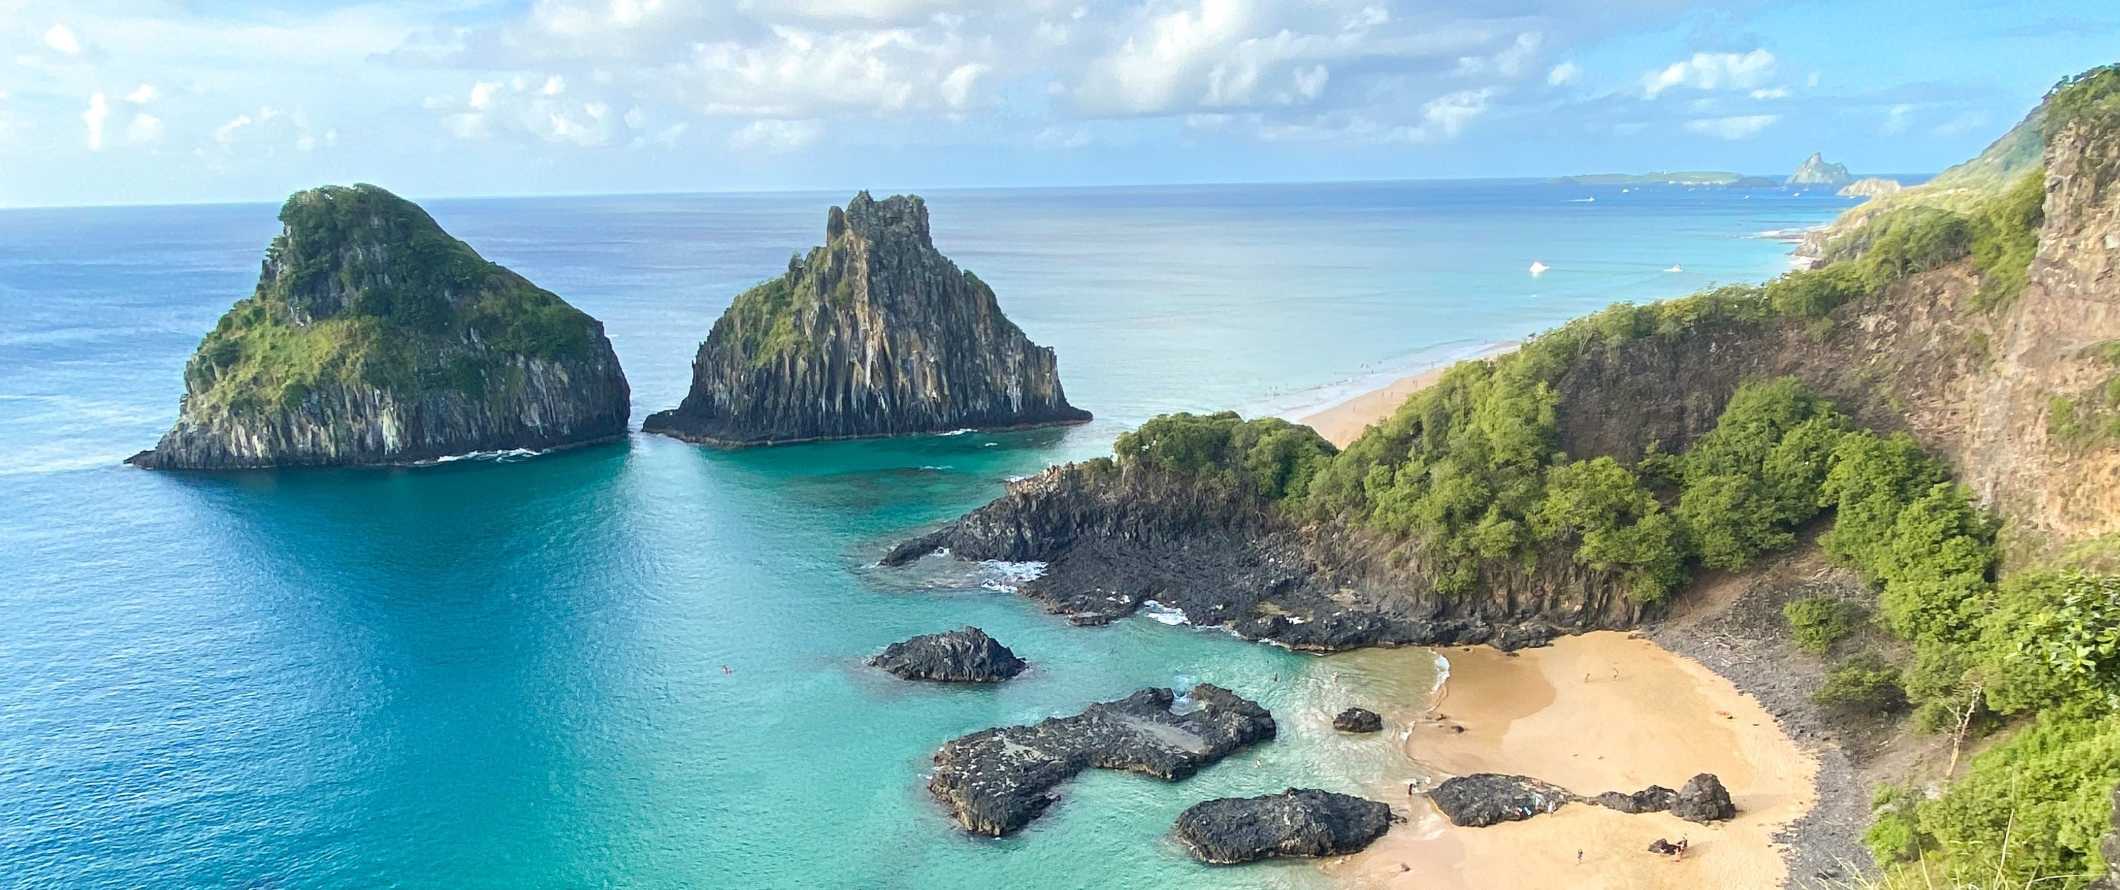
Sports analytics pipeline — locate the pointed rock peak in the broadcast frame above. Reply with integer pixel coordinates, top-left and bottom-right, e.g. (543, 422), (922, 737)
(830, 191), (931, 247)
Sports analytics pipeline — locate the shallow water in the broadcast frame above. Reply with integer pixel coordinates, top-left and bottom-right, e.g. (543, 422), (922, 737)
(0, 181), (1850, 887)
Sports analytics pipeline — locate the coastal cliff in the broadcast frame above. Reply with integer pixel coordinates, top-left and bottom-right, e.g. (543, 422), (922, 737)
(129, 184), (630, 469)
(643, 192), (1088, 446)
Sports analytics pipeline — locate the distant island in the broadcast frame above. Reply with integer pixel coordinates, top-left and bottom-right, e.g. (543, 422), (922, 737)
(1787, 152), (1854, 185)
(1555, 171), (1780, 187)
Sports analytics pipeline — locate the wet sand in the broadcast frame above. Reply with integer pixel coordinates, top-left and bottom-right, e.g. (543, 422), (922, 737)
(1319, 633), (1817, 889)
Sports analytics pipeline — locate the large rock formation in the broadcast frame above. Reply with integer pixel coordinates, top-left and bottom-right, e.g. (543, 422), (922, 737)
(644, 192), (1089, 446)
(1173, 788), (1393, 863)
(1837, 177), (1904, 199)
(1788, 152), (1854, 186)
(927, 684), (1275, 836)
(128, 184), (629, 469)
(882, 458), (1652, 652)
(867, 626), (1026, 682)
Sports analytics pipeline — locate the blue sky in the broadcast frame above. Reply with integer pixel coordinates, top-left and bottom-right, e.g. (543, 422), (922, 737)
(0, 0), (2113, 207)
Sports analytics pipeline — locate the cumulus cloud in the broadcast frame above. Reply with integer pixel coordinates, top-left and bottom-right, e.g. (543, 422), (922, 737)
(1642, 49), (1775, 98)
(43, 23), (83, 56)
(1683, 113), (1778, 140)
(125, 113), (164, 146)
(1413, 87), (1493, 140)
(82, 92), (108, 151)
(728, 118), (823, 152)
(1547, 61), (1580, 86)
(125, 83), (159, 105)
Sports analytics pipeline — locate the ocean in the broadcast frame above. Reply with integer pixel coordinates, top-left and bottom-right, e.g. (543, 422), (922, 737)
(0, 180), (1853, 888)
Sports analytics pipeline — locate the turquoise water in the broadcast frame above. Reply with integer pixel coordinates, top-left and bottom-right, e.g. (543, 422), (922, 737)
(0, 182), (1852, 888)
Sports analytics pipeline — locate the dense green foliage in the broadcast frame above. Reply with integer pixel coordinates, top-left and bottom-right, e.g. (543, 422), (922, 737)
(1675, 378), (1843, 569)
(1783, 596), (1868, 653)
(1113, 412), (1337, 502)
(189, 184), (596, 413)
(2047, 64), (2120, 134)
(1815, 656), (1906, 713)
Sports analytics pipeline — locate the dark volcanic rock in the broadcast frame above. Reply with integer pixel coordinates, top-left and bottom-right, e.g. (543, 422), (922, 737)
(130, 184), (629, 469)
(1174, 788), (1392, 864)
(1592, 785), (1679, 814)
(1671, 773), (1738, 823)
(882, 460), (1651, 652)
(927, 684), (1275, 836)
(1332, 707), (1383, 733)
(868, 626), (1025, 682)
(644, 192), (1089, 446)
(1429, 774), (1575, 827)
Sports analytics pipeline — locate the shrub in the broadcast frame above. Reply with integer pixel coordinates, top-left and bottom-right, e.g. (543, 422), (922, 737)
(1898, 710), (2120, 887)
(1113, 412), (1337, 502)
(1815, 657), (1907, 713)
(1979, 571), (2120, 715)
(1784, 596), (1868, 653)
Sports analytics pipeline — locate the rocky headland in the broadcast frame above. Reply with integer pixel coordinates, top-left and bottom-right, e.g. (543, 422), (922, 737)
(644, 192), (1089, 446)
(867, 626), (1025, 682)
(927, 684), (1274, 836)
(1836, 177), (1904, 198)
(128, 184), (629, 469)
(1173, 788), (1393, 864)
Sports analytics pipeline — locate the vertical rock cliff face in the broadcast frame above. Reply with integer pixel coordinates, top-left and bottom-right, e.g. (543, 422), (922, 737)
(129, 184), (630, 469)
(643, 192), (1088, 446)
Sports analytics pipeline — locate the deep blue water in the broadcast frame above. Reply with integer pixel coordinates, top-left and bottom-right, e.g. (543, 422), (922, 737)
(0, 181), (1853, 888)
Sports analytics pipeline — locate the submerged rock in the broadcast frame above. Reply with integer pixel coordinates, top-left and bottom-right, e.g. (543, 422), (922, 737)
(128, 184), (629, 469)
(868, 626), (1026, 682)
(644, 192), (1089, 446)
(1174, 788), (1392, 864)
(1332, 707), (1384, 733)
(927, 684), (1275, 836)
(1429, 774), (1574, 827)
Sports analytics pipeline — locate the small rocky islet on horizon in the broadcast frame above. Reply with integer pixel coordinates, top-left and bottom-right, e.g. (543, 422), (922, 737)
(121, 63), (2120, 886)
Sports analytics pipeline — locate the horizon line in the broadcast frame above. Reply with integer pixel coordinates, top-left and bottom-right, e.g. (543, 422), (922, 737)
(0, 169), (1939, 214)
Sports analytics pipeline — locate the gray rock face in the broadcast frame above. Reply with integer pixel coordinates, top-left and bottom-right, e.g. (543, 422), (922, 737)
(1788, 152), (1854, 186)
(1837, 177), (1903, 198)
(867, 626), (1025, 682)
(129, 184), (629, 469)
(1670, 773), (1738, 823)
(1174, 788), (1392, 864)
(927, 684), (1275, 836)
(883, 461), (1650, 652)
(1332, 707), (1383, 733)
(645, 192), (1089, 446)
(1432, 772), (1738, 827)
(1430, 774), (1574, 827)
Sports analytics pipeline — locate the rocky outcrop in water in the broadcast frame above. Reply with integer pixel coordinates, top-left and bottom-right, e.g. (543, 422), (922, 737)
(1432, 772), (1737, 827)
(1837, 177), (1903, 198)
(882, 460), (1650, 652)
(1173, 788), (1392, 863)
(128, 184), (629, 469)
(644, 192), (1089, 446)
(868, 626), (1025, 682)
(1788, 152), (1854, 186)
(927, 684), (1275, 836)
(1332, 707), (1383, 733)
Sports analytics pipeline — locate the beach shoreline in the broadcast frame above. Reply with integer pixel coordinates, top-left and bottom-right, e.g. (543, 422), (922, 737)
(1295, 341), (1520, 448)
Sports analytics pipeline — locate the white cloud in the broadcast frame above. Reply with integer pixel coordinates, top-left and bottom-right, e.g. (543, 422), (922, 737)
(1414, 87), (1492, 140)
(125, 112), (164, 146)
(214, 113), (256, 145)
(728, 118), (823, 152)
(1642, 50), (1775, 98)
(1882, 103), (1913, 135)
(939, 63), (988, 110)
(1748, 87), (1788, 100)
(541, 75), (566, 97)
(124, 83), (159, 105)
(43, 23), (83, 56)
(1547, 62), (1580, 86)
(82, 92), (109, 151)
(1683, 113), (1779, 140)
(469, 81), (501, 110)
(1035, 125), (1091, 149)
(1456, 32), (1541, 78)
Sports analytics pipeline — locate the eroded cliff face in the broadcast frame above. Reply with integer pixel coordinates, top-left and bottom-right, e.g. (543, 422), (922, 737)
(644, 192), (1088, 446)
(884, 461), (1650, 651)
(129, 184), (630, 469)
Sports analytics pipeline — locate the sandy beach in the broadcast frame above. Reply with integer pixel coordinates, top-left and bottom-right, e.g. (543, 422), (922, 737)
(1319, 634), (1816, 889)
(1298, 342), (1519, 448)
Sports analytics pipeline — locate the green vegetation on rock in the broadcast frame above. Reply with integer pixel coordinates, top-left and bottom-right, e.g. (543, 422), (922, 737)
(186, 184), (596, 414)
(1112, 412), (1337, 502)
